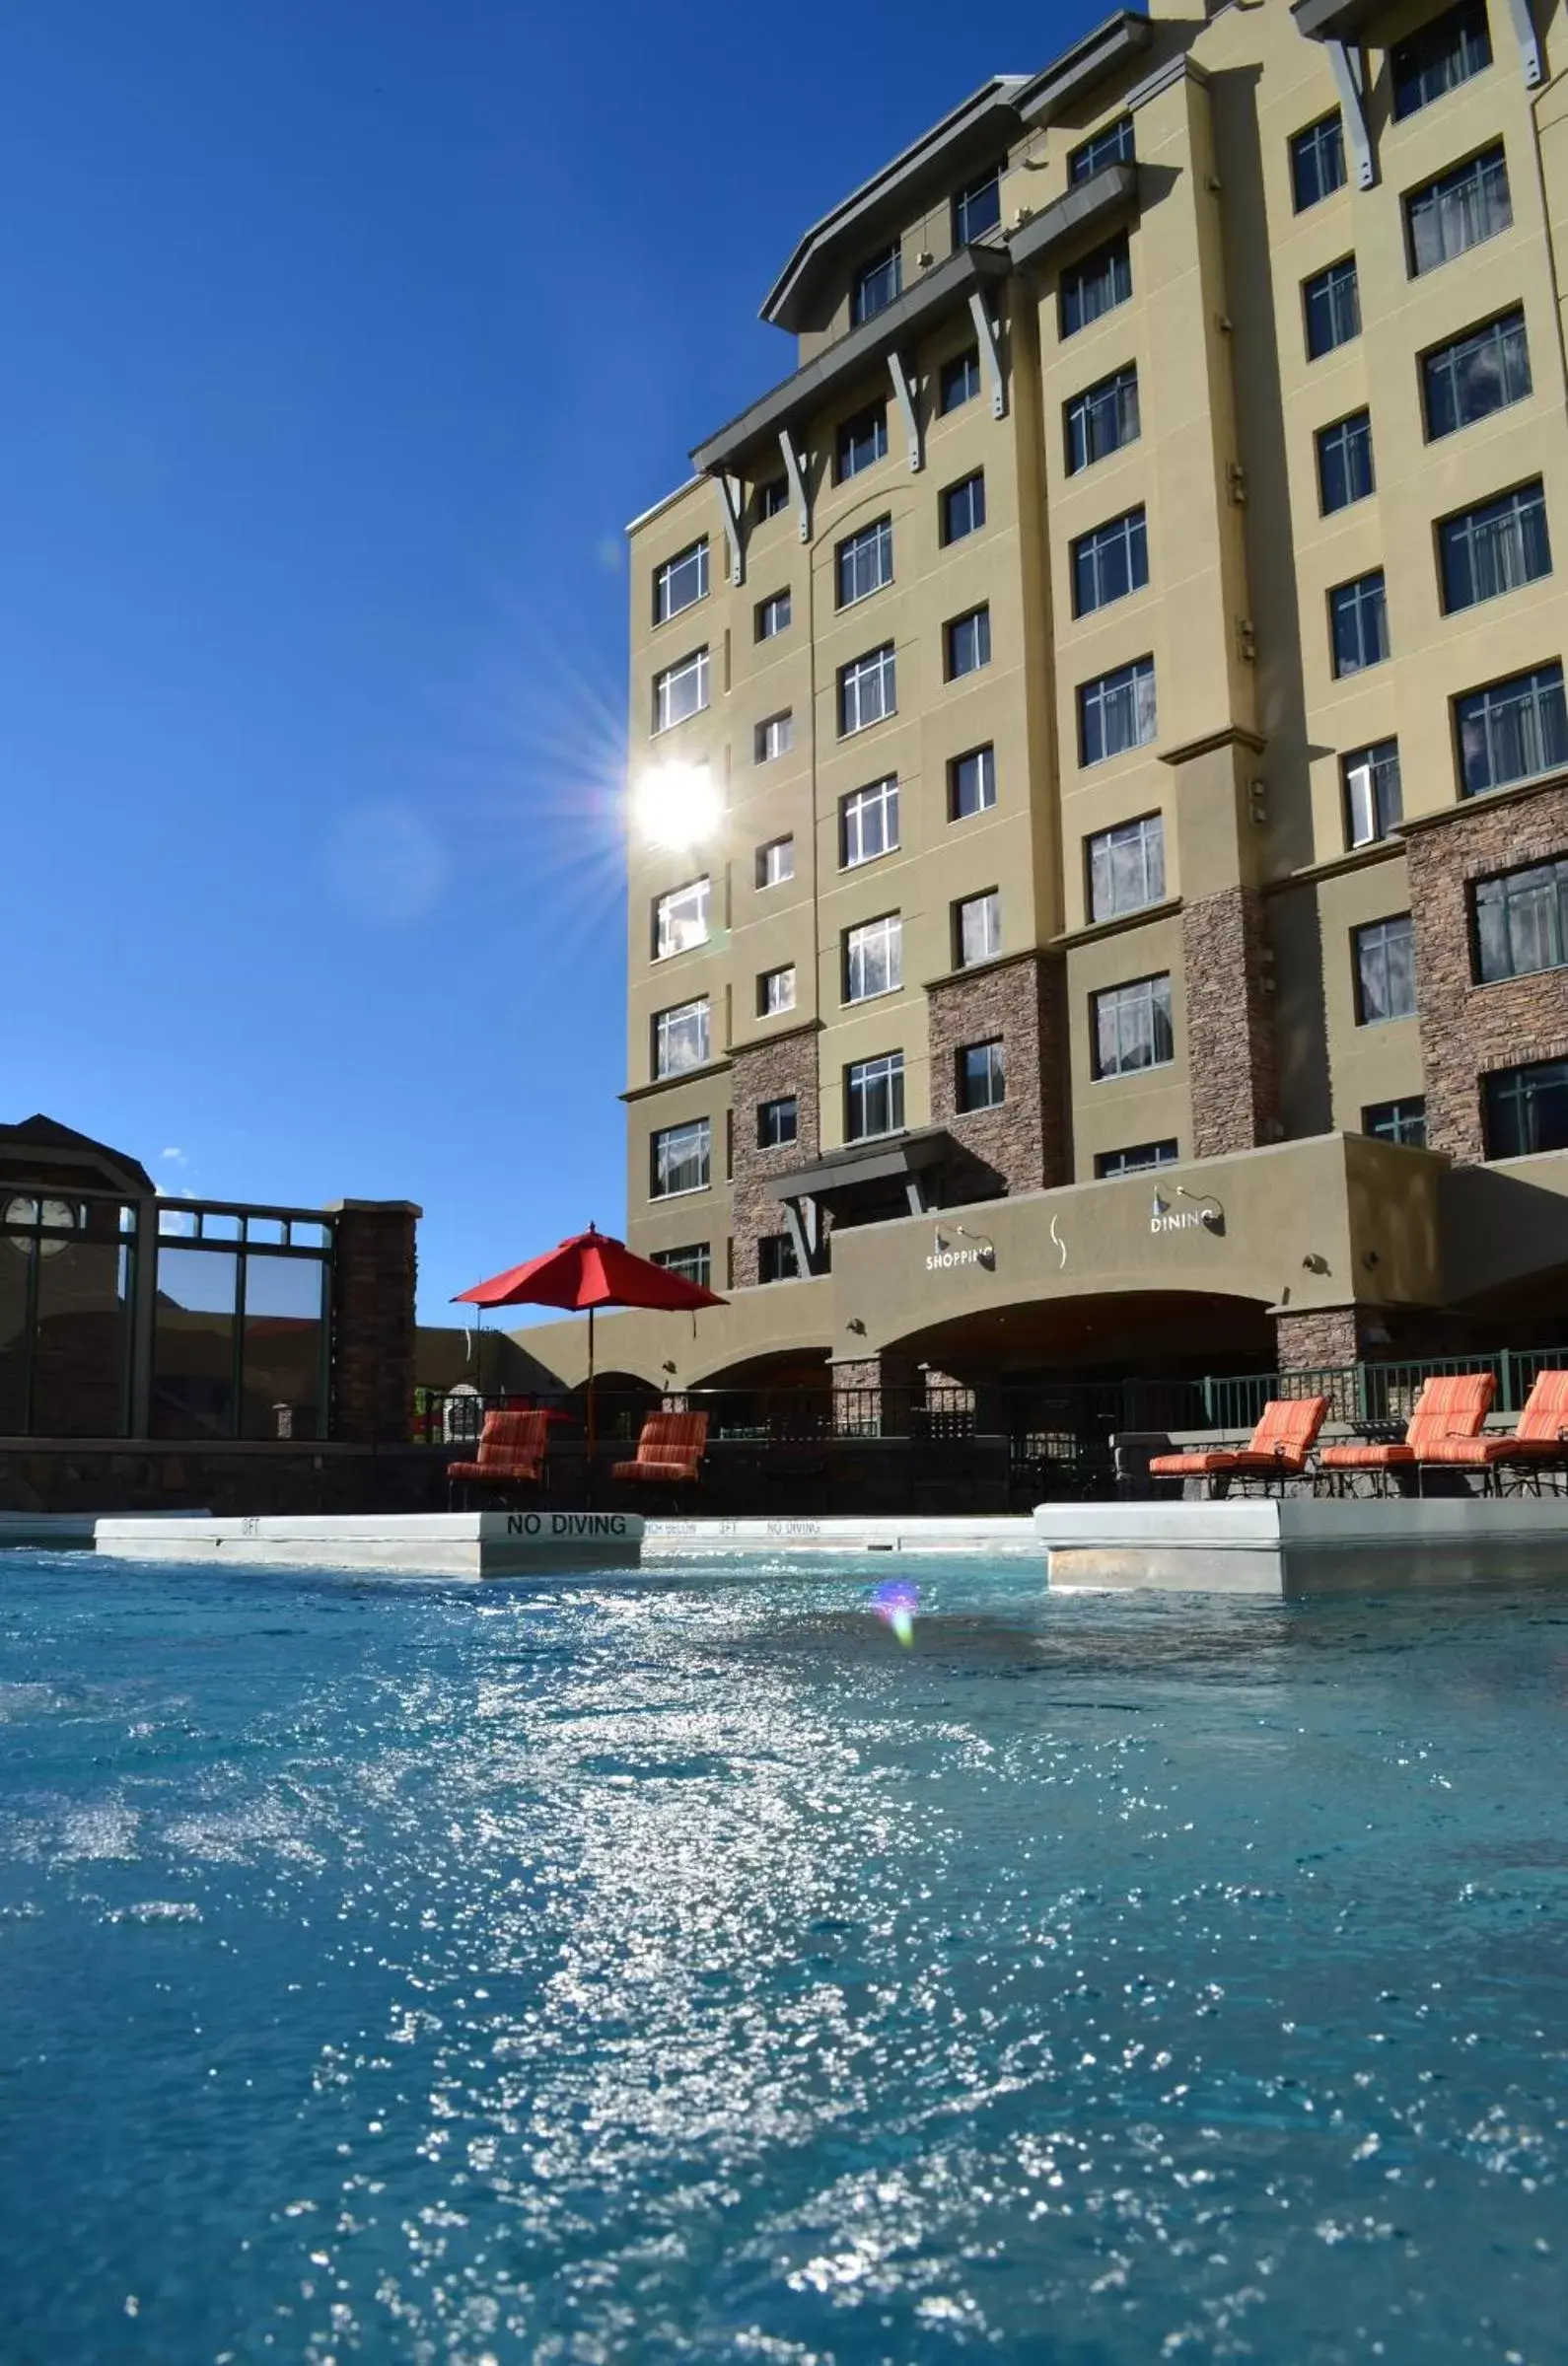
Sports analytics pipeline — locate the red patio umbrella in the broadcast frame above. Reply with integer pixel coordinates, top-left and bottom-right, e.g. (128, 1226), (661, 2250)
(453, 1225), (725, 1472)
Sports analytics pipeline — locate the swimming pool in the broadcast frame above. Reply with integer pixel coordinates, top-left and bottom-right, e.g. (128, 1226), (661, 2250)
(2, 1550), (1564, 2361)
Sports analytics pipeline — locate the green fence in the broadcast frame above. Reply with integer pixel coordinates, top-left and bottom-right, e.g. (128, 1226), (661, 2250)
(1197, 1345), (1566, 1436)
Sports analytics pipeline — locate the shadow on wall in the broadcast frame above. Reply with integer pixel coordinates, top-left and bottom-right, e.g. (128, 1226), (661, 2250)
(1210, 60), (1334, 1136)
(415, 1325), (564, 1396)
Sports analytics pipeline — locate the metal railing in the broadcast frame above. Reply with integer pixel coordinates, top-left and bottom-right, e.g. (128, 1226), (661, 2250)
(416, 1344), (1568, 1460)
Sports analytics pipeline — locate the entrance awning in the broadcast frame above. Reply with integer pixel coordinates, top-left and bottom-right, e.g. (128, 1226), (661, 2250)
(765, 1129), (987, 1276)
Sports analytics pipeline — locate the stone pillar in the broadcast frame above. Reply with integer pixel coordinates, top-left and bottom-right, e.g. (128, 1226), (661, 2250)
(1169, 729), (1279, 1159)
(831, 1349), (917, 1436)
(1406, 783), (1568, 1162)
(1182, 887), (1281, 1157)
(327, 1200), (421, 1444)
(728, 1025), (821, 1288)
(1274, 1305), (1371, 1373)
(926, 950), (1067, 1193)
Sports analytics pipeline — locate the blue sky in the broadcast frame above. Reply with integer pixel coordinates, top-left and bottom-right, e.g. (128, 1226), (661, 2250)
(0, 2), (1094, 1319)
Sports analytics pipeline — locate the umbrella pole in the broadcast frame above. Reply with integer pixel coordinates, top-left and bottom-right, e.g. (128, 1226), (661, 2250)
(586, 1305), (597, 1509)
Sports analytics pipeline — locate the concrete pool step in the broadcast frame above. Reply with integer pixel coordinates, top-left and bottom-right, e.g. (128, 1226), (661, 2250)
(1034, 1495), (1568, 1594)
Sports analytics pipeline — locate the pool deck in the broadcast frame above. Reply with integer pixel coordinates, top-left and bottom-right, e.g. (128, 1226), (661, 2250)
(11, 1499), (1568, 1591)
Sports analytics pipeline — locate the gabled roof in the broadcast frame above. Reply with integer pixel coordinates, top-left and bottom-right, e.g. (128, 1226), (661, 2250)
(0, 1114), (155, 1193)
(760, 75), (1029, 333)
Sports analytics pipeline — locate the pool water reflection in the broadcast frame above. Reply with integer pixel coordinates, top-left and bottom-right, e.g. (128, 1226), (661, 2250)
(1, 1551), (1564, 2361)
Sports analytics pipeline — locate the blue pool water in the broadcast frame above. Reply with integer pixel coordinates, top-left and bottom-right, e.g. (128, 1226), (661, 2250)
(2, 1552), (1565, 2364)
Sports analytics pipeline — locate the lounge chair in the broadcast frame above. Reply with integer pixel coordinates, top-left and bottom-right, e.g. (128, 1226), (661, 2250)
(447, 1408), (551, 1506)
(1317, 1372), (1495, 1494)
(1406, 1368), (1568, 1493)
(1148, 1397), (1329, 1496)
(611, 1410), (709, 1496)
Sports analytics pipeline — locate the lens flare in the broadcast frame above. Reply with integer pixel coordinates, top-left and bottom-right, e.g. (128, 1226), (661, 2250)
(633, 759), (721, 853)
(872, 1578), (918, 1646)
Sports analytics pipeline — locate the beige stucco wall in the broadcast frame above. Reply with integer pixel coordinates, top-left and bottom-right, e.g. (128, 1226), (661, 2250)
(617, 0), (1568, 1334)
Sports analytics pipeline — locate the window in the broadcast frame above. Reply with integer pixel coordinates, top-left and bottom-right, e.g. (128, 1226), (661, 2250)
(651, 1116), (710, 1198)
(756, 589), (792, 639)
(1330, 571), (1389, 678)
(1457, 664), (1568, 795)
(1406, 145), (1511, 276)
(654, 998), (709, 1078)
(755, 475), (789, 521)
(1079, 656), (1157, 765)
(1072, 506), (1148, 614)
(1096, 1139), (1179, 1178)
(1439, 481), (1550, 612)
(844, 914), (901, 1003)
(1353, 914), (1417, 1024)
(1393, 0), (1491, 119)
(853, 246), (901, 325)
(1424, 309), (1531, 439)
(757, 1096), (799, 1150)
(1069, 114), (1134, 184)
(758, 1233), (801, 1284)
(653, 876), (710, 959)
(955, 889), (1001, 968)
(1343, 739), (1403, 847)
(945, 606), (991, 681)
(953, 169), (1001, 244)
(653, 648), (709, 733)
(1484, 1057), (1568, 1156)
(1291, 111), (1345, 211)
(941, 347), (982, 412)
(654, 539), (707, 624)
(836, 516), (892, 607)
(1061, 233), (1131, 335)
(1364, 1098), (1428, 1148)
(1317, 411), (1374, 514)
(1305, 257), (1360, 359)
(838, 643), (896, 736)
(846, 1051), (904, 1141)
(941, 471), (986, 545)
(836, 403), (889, 483)
(1066, 364), (1139, 471)
(756, 835), (794, 890)
(841, 775), (899, 867)
(950, 745), (996, 820)
(755, 710), (794, 763)
(1093, 974), (1174, 1077)
(651, 1244), (711, 1287)
(758, 965), (797, 1017)
(1088, 813), (1166, 921)
(1473, 856), (1568, 983)
(957, 1040), (1006, 1111)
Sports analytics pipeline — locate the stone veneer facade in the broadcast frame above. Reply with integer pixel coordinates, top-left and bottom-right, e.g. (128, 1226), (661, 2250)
(925, 951), (1068, 1195)
(1273, 1305), (1375, 1373)
(1181, 887), (1281, 1159)
(727, 1026), (821, 1288)
(1405, 781), (1568, 1164)
(329, 1200), (421, 1445)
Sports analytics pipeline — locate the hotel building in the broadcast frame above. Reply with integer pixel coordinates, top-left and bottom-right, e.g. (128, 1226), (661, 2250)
(572, 0), (1568, 1411)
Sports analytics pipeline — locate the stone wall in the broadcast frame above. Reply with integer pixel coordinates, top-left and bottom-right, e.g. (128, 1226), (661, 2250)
(1182, 887), (1281, 1157)
(329, 1201), (420, 1444)
(925, 951), (1067, 1193)
(1405, 783), (1568, 1162)
(728, 1027), (821, 1287)
(1274, 1306), (1371, 1371)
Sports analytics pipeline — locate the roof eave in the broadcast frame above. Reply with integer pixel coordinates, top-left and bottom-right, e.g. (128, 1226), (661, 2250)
(760, 76), (1029, 334)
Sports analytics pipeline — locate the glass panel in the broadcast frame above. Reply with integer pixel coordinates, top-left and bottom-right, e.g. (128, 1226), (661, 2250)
(240, 1255), (325, 1440)
(152, 1246), (238, 1440)
(29, 1213), (130, 1438)
(0, 1234), (31, 1433)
